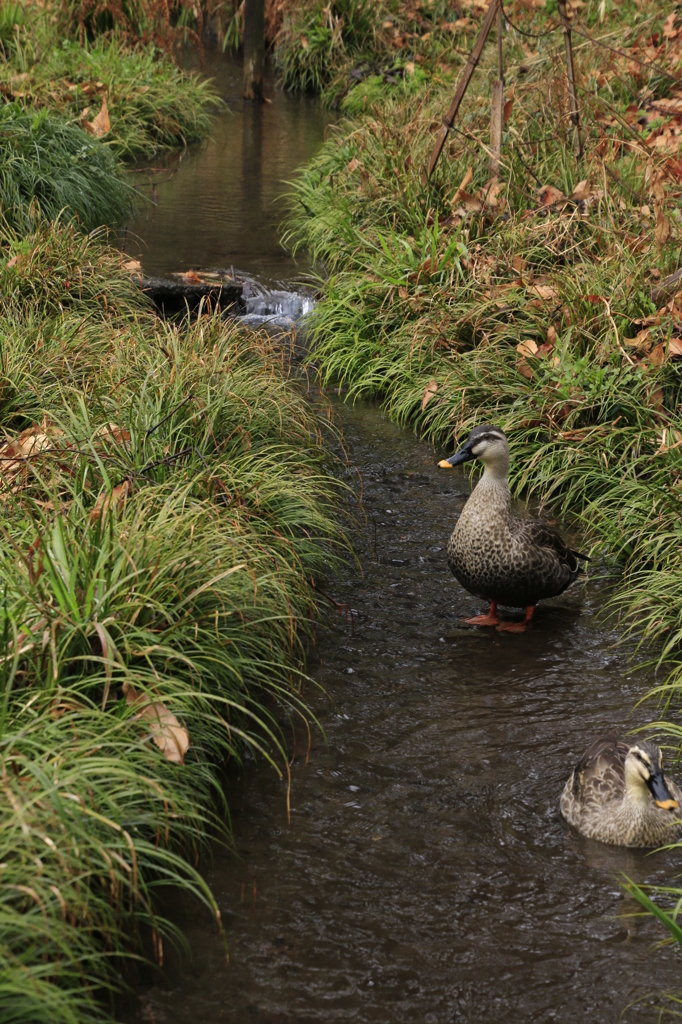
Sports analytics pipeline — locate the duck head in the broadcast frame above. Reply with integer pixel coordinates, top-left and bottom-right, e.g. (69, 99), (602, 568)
(439, 424), (509, 480)
(624, 741), (678, 810)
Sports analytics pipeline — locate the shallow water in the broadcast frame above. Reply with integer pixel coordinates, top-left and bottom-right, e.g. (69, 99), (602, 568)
(119, 49), (682, 1023)
(121, 403), (681, 1023)
(124, 41), (331, 285)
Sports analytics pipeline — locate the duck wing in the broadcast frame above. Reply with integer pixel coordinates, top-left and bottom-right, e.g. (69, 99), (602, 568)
(571, 731), (629, 804)
(516, 518), (588, 573)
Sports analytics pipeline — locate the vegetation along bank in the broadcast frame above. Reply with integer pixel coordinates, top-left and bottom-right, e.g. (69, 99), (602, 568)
(278, 0), (682, 935)
(0, 3), (347, 1020)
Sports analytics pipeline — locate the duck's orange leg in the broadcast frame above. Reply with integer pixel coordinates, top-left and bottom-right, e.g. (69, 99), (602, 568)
(462, 601), (499, 627)
(497, 605), (535, 633)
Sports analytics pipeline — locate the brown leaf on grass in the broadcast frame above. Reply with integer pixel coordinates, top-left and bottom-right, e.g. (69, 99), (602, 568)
(123, 259), (142, 273)
(5, 255), (18, 269)
(124, 683), (190, 764)
(647, 343), (666, 367)
(503, 97), (514, 124)
(516, 358), (534, 380)
(405, 61), (415, 75)
(546, 325), (557, 346)
(528, 284), (558, 301)
(89, 480), (132, 523)
(625, 328), (652, 350)
(300, 34), (309, 49)
(94, 423), (131, 445)
(84, 96), (110, 138)
(655, 207), (672, 246)
(451, 166), (473, 207)
(670, 337), (682, 357)
(0, 420), (64, 495)
(421, 380), (438, 411)
(516, 339), (538, 358)
(649, 385), (665, 412)
(570, 179), (591, 201)
(347, 157), (361, 173)
(538, 185), (566, 207)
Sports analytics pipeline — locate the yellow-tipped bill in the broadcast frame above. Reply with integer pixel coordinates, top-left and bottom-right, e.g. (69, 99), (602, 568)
(655, 798), (679, 810)
(438, 459), (453, 469)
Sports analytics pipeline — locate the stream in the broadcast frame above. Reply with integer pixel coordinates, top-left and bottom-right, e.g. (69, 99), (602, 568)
(120, 45), (682, 1023)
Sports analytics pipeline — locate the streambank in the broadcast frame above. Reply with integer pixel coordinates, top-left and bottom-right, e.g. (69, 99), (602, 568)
(0, 223), (347, 1023)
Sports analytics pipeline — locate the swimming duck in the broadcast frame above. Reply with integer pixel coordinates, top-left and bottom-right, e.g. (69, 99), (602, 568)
(560, 734), (682, 847)
(439, 424), (587, 631)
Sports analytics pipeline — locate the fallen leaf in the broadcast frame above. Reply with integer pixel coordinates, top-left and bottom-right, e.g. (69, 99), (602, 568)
(94, 422), (131, 445)
(570, 179), (591, 201)
(124, 684), (190, 764)
(516, 339), (538, 357)
(347, 157), (361, 173)
(669, 337), (682, 357)
(182, 270), (203, 284)
(5, 255), (18, 269)
(451, 166), (473, 207)
(625, 327), (651, 349)
(123, 258), (142, 272)
(649, 384), (665, 411)
(516, 358), (534, 380)
(405, 61), (415, 75)
(655, 207), (672, 246)
(647, 343), (666, 367)
(538, 185), (566, 207)
(546, 325), (557, 346)
(300, 34), (309, 49)
(503, 97), (513, 124)
(512, 255), (526, 274)
(85, 96), (110, 138)
(480, 178), (502, 207)
(528, 284), (558, 301)
(422, 380), (438, 410)
(89, 480), (132, 523)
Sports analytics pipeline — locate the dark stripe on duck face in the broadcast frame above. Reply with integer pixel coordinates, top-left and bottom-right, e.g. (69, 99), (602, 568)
(467, 424), (507, 446)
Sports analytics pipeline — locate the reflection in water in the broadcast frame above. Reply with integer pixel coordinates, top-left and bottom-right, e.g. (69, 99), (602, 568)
(123, 42), (332, 284)
(121, 401), (680, 1024)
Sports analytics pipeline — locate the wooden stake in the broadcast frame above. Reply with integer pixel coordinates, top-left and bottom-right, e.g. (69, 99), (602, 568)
(490, 3), (504, 177)
(557, 0), (582, 160)
(243, 0), (265, 102)
(427, 0), (500, 178)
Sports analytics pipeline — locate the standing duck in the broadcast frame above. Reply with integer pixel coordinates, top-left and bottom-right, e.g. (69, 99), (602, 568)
(560, 734), (681, 847)
(439, 424), (588, 631)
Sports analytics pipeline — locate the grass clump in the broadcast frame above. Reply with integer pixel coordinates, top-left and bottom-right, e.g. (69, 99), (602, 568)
(1, 30), (222, 160)
(0, 222), (347, 1020)
(0, 103), (135, 230)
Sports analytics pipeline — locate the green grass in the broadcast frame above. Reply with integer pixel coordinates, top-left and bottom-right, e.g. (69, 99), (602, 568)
(0, 222), (348, 1021)
(0, 104), (136, 230)
(1, 31), (223, 160)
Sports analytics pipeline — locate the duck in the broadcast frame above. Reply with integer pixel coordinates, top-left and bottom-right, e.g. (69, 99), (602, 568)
(560, 734), (682, 847)
(439, 423), (588, 631)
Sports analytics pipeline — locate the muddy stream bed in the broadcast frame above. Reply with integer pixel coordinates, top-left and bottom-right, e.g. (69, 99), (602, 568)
(120, 46), (681, 1023)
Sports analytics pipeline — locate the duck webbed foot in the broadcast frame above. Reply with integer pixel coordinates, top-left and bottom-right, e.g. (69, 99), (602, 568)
(462, 602), (499, 627)
(497, 605), (535, 633)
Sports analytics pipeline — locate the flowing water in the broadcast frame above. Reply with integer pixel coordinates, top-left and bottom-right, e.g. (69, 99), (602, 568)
(120, 48), (682, 1024)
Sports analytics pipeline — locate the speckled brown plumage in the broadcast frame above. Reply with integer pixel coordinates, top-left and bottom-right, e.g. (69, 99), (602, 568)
(445, 426), (584, 609)
(560, 735), (682, 847)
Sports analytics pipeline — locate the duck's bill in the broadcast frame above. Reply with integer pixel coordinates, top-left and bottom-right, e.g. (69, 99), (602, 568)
(438, 445), (474, 469)
(647, 771), (679, 810)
